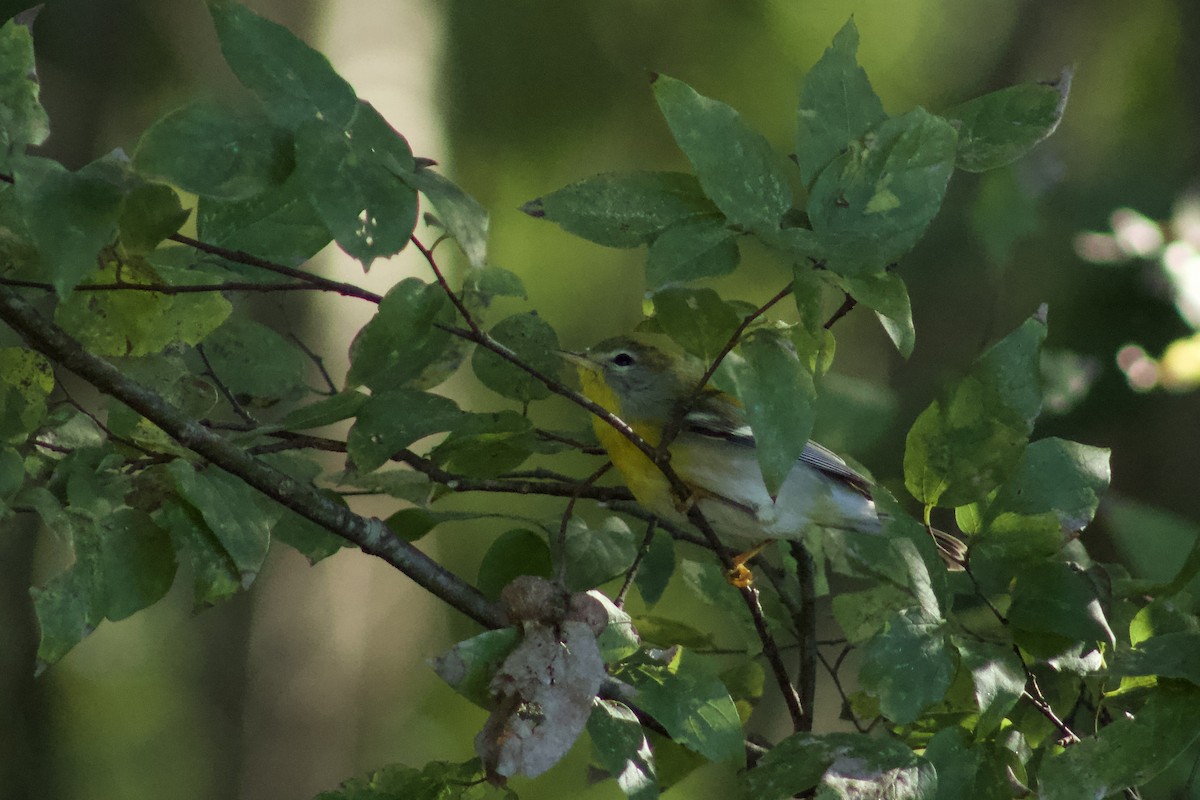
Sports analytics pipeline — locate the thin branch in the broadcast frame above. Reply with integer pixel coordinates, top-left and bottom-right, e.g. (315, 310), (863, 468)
(817, 645), (871, 733)
(410, 235), (484, 337)
(195, 343), (256, 426)
(0, 277), (338, 295)
(614, 518), (659, 609)
(57, 384), (158, 458)
(789, 541), (818, 732)
(553, 460), (613, 585)
(167, 233), (384, 304)
(823, 291), (858, 330)
(962, 563), (1081, 744)
(0, 282), (504, 629)
(288, 332), (339, 395)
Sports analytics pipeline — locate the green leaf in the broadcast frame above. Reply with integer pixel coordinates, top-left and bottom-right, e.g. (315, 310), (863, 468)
(316, 759), (486, 800)
(12, 154), (125, 296)
(719, 329), (816, 496)
(593, 593), (641, 663)
(293, 101), (417, 267)
(382, 507), (488, 542)
(634, 529), (675, 607)
(794, 19), (886, 187)
(470, 312), (560, 402)
(968, 511), (1063, 595)
(955, 638), (1025, 737)
(858, 607), (953, 724)
(0, 446), (24, 499)
(207, 0), (357, 130)
(30, 555), (95, 670)
(922, 727), (1014, 800)
(133, 102), (293, 200)
(117, 182), (191, 255)
(808, 108), (958, 276)
(337, 469), (432, 505)
(89, 509), (177, 621)
(943, 75), (1069, 172)
(31, 508), (176, 669)
(431, 411), (536, 478)
(401, 165), (489, 268)
(50, 446), (131, 521)
(346, 388), (464, 473)
(167, 461), (277, 585)
(464, 265), (526, 300)
(645, 215), (739, 290)
(280, 390), (367, 431)
(561, 516), (639, 592)
(196, 171), (332, 266)
(904, 310), (1046, 506)
(0, 346), (53, 442)
(836, 270), (915, 358)
(197, 316), (306, 401)
(524, 171), (717, 248)
(651, 74), (792, 234)
(831, 584), (915, 644)
(1129, 597), (1199, 646)
(650, 287), (740, 362)
(744, 731), (934, 800)
(1113, 632), (1200, 686)
(156, 500), (241, 608)
(477, 529), (553, 600)
(259, 452), (346, 564)
(1106, 499), (1200, 598)
(615, 647), (744, 765)
(429, 627), (521, 707)
(588, 699), (659, 800)
(346, 278), (453, 391)
(0, 8), (49, 149)
(1038, 684), (1200, 800)
(54, 261), (232, 357)
(985, 437), (1110, 531)
(1007, 561), (1114, 653)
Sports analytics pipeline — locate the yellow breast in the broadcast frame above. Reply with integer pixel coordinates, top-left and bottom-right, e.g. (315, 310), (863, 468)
(576, 367), (674, 515)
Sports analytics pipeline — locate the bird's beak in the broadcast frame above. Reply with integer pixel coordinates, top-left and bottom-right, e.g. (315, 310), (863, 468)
(556, 349), (592, 370)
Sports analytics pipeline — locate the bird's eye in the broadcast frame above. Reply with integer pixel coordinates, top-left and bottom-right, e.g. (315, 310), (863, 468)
(611, 352), (635, 367)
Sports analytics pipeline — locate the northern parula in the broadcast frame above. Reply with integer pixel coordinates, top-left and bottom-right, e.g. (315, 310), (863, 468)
(565, 334), (964, 573)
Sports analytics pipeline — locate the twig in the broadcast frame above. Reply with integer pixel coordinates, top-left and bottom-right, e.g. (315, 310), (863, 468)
(410, 235), (484, 337)
(0, 277), (338, 295)
(658, 281), (795, 450)
(553, 460), (612, 585)
(614, 519), (659, 609)
(56, 384), (158, 458)
(195, 343), (256, 426)
(288, 332), (339, 395)
(789, 541), (818, 732)
(962, 564), (1081, 744)
(817, 644), (871, 733)
(168, 233), (384, 304)
(823, 291), (858, 329)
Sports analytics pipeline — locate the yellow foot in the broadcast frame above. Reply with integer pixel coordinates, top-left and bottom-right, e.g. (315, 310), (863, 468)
(725, 539), (770, 588)
(726, 562), (755, 588)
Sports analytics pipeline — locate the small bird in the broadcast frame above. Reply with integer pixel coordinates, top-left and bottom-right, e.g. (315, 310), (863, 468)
(563, 334), (963, 581)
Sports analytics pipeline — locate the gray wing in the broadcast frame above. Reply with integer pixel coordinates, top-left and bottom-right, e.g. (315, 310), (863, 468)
(684, 410), (874, 496)
(799, 441), (874, 496)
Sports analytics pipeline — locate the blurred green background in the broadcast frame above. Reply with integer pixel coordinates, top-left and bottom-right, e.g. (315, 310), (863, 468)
(2, 0), (1199, 798)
